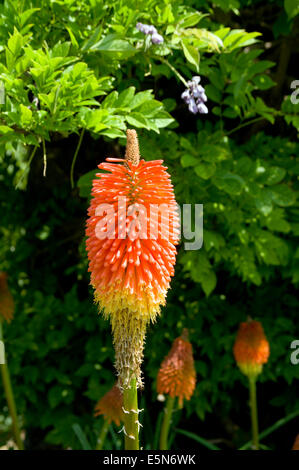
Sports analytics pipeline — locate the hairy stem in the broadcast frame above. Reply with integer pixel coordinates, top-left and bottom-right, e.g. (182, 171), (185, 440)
(249, 375), (259, 450)
(0, 322), (24, 450)
(159, 395), (175, 450)
(123, 377), (139, 450)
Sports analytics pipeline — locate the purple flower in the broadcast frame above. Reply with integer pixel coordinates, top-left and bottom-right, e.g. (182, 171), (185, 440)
(192, 76), (201, 84)
(147, 25), (157, 35)
(151, 33), (164, 44)
(136, 23), (163, 45)
(181, 89), (191, 104)
(181, 75), (208, 115)
(197, 103), (208, 114)
(188, 98), (198, 114)
(136, 23), (151, 35)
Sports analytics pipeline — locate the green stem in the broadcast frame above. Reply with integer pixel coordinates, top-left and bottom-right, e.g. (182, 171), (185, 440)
(16, 144), (38, 189)
(157, 57), (189, 87)
(42, 138), (47, 177)
(70, 128), (85, 189)
(123, 377), (139, 450)
(225, 117), (265, 137)
(0, 322), (24, 450)
(95, 419), (110, 450)
(159, 395), (175, 450)
(240, 409), (299, 450)
(248, 375), (259, 450)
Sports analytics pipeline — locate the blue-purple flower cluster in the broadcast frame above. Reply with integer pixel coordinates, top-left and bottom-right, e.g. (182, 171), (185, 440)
(136, 22), (164, 45)
(181, 76), (208, 114)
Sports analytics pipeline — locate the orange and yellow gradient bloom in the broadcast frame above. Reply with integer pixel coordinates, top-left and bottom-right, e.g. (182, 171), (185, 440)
(0, 272), (14, 323)
(94, 384), (124, 426)
(233, 319), (270, 378)
(157, 329), (196, 406)
(292, 434), (299, 450)
(86, 130), (179, 387)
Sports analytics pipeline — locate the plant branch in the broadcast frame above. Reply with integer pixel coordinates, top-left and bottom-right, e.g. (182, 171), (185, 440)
(16, 144), (38, 189)
(96, 420), (110, 450)
(249, 376), (259, 450)
(0, 321), (24, 450)
(70, 128), (85, 189)
(159, 395), (175, 450)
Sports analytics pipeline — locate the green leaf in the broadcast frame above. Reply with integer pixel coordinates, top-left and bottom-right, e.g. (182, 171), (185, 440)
(271, 185), (295, 206)
(130, 90), (154, 110)
(265, 210), (291, 233)
(115, 87), (135, 108)
(266, 167), (286, 185)
(66, 27), (79, 48)
(178, 12), (207, 28)
(181, 154), (198, 167)
(7, 28), (23, 56)
(284, 0), (299, 19)
(72, 424), (92, 450)
(181, 40), (200, 71)
(205, 84), (222, 103)
(204, 230), (225, 251)
(91, 34), (136, 55)
(19, 104), (32, 125)
(194, 162), (216, 179)
(255, 188), (273, 216)
(126, 112), (149, 128)
(0, 125), (14, 134)
(201, 270), (217, 296)
(214, 172), (245, 195)
(77, 170), (98, 198)
(253, 74), (276, 90)
(101, 91), (118, 109)
(175, 429), (220, 450)
(19, 8), (40, 27)
(147, 111), (174, 130)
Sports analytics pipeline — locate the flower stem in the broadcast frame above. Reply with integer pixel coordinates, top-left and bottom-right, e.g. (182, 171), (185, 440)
(157, 56), (189, 87)
(248, 375), (259, 450)
(0, 322), (24, 450)
(123, 377), (139, 450)
(95, 419), (110, 450)
(16, 144), (38, 189)
(70, 128), (85, 189)
(159, 395), (175, 450)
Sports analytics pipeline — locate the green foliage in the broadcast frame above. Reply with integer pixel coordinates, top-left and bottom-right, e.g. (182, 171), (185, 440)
(0, 0), (298, 450)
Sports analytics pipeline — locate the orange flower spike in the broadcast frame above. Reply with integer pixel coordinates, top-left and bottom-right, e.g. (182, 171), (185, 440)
(0, 272), (14, 323)
(86, 130), (179, 388)
(157, 329), (196, 407)
(94, 384), (124, 426)
(292, 434), (299, 450)
(233, 319), (270, 378)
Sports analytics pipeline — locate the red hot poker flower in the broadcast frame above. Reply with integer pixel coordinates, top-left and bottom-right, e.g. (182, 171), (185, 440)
(157, 329), (196, 406)
(0, 272), (14, 323)
(292, 434), (299, 450)
(86, 130), (179, 387)
(233, 319), (270, 378)
(94, 383), (124, 426)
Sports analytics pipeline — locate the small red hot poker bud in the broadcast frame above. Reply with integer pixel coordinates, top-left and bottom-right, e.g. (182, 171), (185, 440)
(157, 329), (196, 407)
(292, 434), (299, 450)
(0, 272), (14, 323)
(233, 319), (270, 378)
(94, 384), (124, 426)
